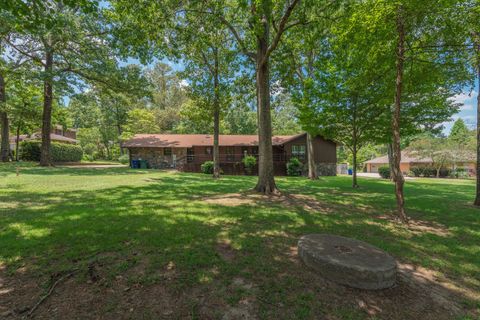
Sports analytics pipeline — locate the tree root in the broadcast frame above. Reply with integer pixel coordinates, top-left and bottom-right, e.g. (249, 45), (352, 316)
(25, 269), (78, 319)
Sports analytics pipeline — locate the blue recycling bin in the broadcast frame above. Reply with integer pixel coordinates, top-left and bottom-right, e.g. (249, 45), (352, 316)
(348, 168), (353, 175)
(131, 159), (140, 169)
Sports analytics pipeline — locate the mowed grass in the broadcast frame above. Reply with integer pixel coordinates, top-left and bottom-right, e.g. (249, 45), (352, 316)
(0, 162), (479, 319)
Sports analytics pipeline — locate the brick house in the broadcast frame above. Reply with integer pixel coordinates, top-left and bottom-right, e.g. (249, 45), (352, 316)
(364, 151), (476, 175)
(122, 133), (337, 176)
(9, 125), (78, 155)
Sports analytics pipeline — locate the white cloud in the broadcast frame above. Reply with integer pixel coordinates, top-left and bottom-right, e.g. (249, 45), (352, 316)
(451, 92), (475, 104)
(460, 103), (474, 111)
(442, 115), (477, 134)
(449, 92), (476, 110)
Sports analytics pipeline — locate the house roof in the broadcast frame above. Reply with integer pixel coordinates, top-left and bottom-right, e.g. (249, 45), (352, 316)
(122, 133), (307, 148)
(9, 134), (29, 143)
(29, 133), (78, 144)
(364, 151), (433, 164)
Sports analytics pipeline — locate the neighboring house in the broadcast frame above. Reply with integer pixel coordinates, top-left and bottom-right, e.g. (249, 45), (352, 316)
(9, 125), (78, 152)
(364, 151), (475, 175)
(122, 133), (337, 176)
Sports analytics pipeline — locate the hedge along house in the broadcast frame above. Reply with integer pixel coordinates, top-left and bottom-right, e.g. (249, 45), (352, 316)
(122, 133), (337, 176)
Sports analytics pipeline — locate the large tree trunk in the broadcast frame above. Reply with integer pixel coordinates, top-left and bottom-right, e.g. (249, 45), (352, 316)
(254, 14), (277, 194)
(117, 124), (124, 155)
(15, 125), (20, 161)
(387, 142), (394, 181)
(105, 143), (111, 160)
(352, 99), (359, 188)
(40, 49), (53, 166)
(115, 105), (124, 156)
(0, 72), (9, 162)
(391, 7), (408, 223)
(307, 132), (318, 180)
(352, 143), (359, 188)
(213, 49), (221, 179)
(473, 36), (480, 206)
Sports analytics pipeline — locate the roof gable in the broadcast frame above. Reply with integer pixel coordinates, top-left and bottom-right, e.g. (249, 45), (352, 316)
(364, 151), (433, 164)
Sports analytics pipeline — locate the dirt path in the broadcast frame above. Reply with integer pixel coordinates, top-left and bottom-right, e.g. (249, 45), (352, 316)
(56, 164), (128, 169)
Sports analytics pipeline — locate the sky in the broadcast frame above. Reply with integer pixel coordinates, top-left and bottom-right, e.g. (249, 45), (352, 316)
(444, 79), (478, 133)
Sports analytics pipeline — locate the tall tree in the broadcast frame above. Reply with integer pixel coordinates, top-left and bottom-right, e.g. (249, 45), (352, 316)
(449, 118), (470, 143)
(176, 8), (237, 179)
(475, 55), (480, 205)
(277, 2), (342, 180)
(111, 0), (307, 193)
(8, 71), (43, 160)
(0, 68), (7, 162)
(4, 2), (128, 165)
(391, 4), (407, 222)
(145, 63), (188, 132)
(469, 2), (480, 205)
(349, 0), (471, 222)
(0, 11), (13, 162)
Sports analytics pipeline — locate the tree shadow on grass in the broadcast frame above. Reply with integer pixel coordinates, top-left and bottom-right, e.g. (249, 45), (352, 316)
(0, 172), (478, 319)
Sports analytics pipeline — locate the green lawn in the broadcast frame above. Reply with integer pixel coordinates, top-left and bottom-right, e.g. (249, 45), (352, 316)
(0, 163), (479, 319)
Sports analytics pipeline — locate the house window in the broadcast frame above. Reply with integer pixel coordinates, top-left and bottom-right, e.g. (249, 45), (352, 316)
(164, 148), (172, 156)
(187, 148), (194, 163)
(226, 147), (235, 162)
(292, 145), (306, 160)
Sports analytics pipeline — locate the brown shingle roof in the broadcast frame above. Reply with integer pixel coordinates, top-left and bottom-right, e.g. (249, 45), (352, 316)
(9, 134), (29, 143)
(9, 133), (78, 144)
(30, 133), (78, 144)
(122, 133), (305, 148)
(364, 151), (433, 164)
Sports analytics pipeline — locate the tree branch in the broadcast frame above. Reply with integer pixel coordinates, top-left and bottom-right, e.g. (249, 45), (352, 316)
(4, 36), (46, 67)
(261, 0), (301, 66)
(217, 15), (256, 61)
(200, 50), (215, 76)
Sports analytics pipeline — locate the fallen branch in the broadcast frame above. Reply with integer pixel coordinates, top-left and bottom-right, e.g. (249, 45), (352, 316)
(25, 270), (78, 319)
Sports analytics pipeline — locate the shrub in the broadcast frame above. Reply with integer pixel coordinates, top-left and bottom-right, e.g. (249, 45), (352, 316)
(439, 168), (450, 177)
(423, 167), (436, 177)
(20, 140), (42, 161)
(287, 157), (303, 176)
(201, 161), (214, 174)
(20, 140), (83, 162)
(242, 155), (257, 174)
(378, 166), (390, 179)
(451, 168), (469, 179)
(410, 166), (424, 177)
(118, 154), (130, 164)
(83, 154), (95, 162)
(82, 143), (97, 157)
(50, 143), (83, 162)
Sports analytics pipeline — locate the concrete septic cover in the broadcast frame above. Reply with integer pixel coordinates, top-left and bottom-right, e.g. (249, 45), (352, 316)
(298, 234), (397, 290)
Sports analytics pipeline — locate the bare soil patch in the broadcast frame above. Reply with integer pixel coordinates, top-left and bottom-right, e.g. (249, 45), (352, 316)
(1, 247), (478, 320)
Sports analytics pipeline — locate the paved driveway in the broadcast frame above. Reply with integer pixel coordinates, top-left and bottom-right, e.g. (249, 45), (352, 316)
(356, 172), (414, 180)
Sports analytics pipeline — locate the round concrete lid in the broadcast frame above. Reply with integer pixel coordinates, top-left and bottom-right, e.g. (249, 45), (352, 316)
(298, 234), (397, 290)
